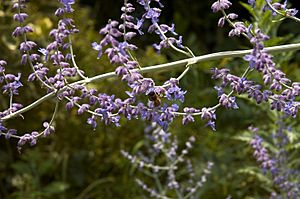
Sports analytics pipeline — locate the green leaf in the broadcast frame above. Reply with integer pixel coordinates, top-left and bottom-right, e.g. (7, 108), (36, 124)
(43, 181), (69, 195)
(237, 167), (273, 192)
(232, 130), (253, 142)
(240, 2), (256, 18)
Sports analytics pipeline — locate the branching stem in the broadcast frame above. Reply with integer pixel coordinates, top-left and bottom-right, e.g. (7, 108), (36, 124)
(2, 43), (300, 121)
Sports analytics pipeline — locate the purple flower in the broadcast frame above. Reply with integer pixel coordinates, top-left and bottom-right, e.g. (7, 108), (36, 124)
(211, 67), (230, 80)
(250, 134), (276, 170)
(164, 78), (186, 102)
(0, 123), (7, 132)
(250, 120), (300, 197)
(205, 120), (216, 131)
(218, 17), (226, 27)
(43, 122), (55, 136)
(159, 104), (179, 127)
(145, 8), (161, 23)
(59, 0), (75, 13)
(219, 94), (239, 109)
(159, 23), (177, 35)
(227, 13), (238, 20)
(286, 8), (298, 16)
(228, 22), (247, 37)
(18, 134), (32, 147)
(182, 108), (199, 125)
(17, 131), (39, 149)
(182, 114), (194, 125)
(132, 78), (155, 94)
(38, 48), (50, 61)
(93, 18), (141, 66)
(248, 0), (256, 7)
(136, 18), (144, 35)
(263, 0), (298, 17)
(77, 104), (90, 115)
(87, 117), (97, 129)
(0, 60), (7, 72)
(5, 129), (17, 140)
(92, 42), (103, 59)
(201, 108), (216, 121)
(13, 13), (28, 23)
(214, 86), (224, 96)
(271, 96), (286, 111)
(19, 41), (37, 52)
(211, 0), (232, 13)
(284, 101), (299, 118)
(2, 73), (23, 95)
(12, 25), (33, 37)
(201, 108), (216, 131)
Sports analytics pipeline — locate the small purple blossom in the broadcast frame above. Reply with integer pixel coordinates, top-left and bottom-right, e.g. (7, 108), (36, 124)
(87, 116), (97, 129)
(211, 0), (232, 13)
(201, 108), (216, 131)
(228, 22), (247, 37)
(5, 129), (17, 140)
(43, 122), (55, 136)
(219, 94), (239, 109)
(164, 78), (186, 102)
(248, 0), (256, 7)
(1, 72), (23, 96)
(13, 13), (28, 23)
(182, 108), (199, 125)
(56, 0), (75, 15)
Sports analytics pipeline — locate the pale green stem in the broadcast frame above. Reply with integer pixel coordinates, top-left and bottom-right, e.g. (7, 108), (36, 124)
(68, 35), (88, 79)
(265, 0), (300, 23)
(1, 43), (300, 121)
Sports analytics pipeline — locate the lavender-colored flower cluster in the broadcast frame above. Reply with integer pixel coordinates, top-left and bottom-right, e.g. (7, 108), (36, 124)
(211, 0), (300, 119)
(0, 60), (23, 144)
(122, 124), (214, 198)
(250, 134), (276, 171)
(135, 0), (185, 53)
(264, 0), (298, 17)
(0, 61), (22, 98)
(250, 118), (300, 198)
(0, 0), (76, 150)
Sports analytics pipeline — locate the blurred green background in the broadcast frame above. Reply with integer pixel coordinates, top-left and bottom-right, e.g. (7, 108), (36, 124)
(1, 0), (300, 198)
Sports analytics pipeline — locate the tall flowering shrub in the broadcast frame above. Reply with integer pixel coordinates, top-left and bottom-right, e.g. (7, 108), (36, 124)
(0, 0), (300, 198)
